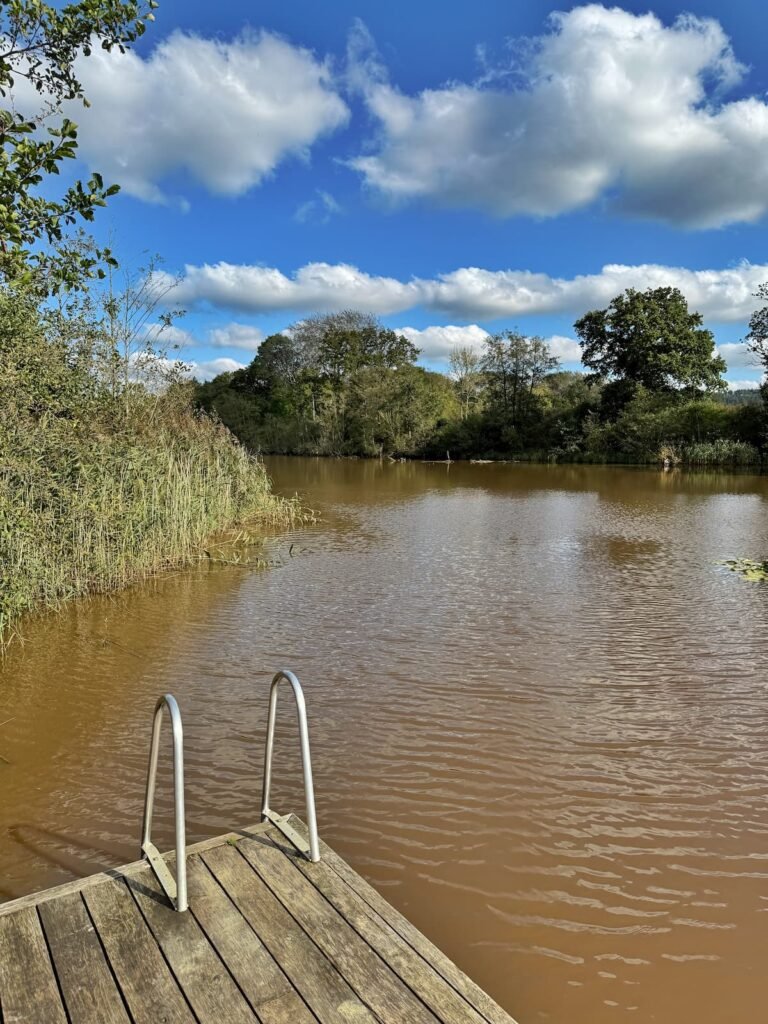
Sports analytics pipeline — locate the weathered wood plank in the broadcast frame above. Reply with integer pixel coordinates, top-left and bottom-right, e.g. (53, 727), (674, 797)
(0, 905), (67, 1024)
(0, 822), (271, 919)
(0, 819), (518, 1024)
(83, 877), (195, 1024)
(202, 841), (377, 1024)
(287, 817), (516, 1024)
(39, 892), (131, 1024)
(263, 827), (492, 1024)
(240, 833), (442, 1024)
(127, 861), (256, 1024)
(187, 855), (318, 1024)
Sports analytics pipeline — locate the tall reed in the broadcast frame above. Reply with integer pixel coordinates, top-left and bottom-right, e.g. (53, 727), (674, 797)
(682, 439), (760, 466)
(0, 412), (300, 644)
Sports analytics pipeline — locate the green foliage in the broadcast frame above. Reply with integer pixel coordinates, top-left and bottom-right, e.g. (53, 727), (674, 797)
(683, 440), (760, 466)
(448, 344), (483, 419)
(344, 365), (458, 456)
(196, 300), (764, 469)
(0, 0), (158, 290)
(746, 283), (768, 447)
(575, 287), (727, 409)
(747, 283), (768, 376)
(480, 331), (558, 427)
(581, 390), (759, 464)
(197, 313), (454, 457)
(0, 285), (295, 643)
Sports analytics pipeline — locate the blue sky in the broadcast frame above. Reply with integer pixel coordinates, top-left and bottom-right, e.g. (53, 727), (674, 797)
(54, 0), (768, 384)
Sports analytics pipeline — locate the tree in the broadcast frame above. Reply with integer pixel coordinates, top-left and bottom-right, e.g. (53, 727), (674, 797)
(448, 344), (484, 419)
(575, 287), (726, 411)
(345, 365), (458, 456)
(290, 311), (418, 374)
(747, 283), (768, 390)
(481, 331), (558, 427)
(1, 0), (157, 290)
(287, 310), (419, 442)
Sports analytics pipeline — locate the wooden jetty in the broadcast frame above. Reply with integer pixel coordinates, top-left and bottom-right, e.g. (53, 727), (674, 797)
(0, 817), (517, 1024)
(0, 672), (518, 1023)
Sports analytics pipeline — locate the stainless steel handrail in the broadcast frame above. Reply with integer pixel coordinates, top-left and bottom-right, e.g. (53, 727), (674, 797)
(260, 670), (320, 862)
(141, 694), (187, 911)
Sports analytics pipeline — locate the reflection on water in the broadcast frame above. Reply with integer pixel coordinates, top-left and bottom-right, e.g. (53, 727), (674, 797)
(2, 457), (768, 1023)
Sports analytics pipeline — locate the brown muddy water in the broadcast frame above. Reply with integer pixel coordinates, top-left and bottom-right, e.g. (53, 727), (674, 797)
(2, 458), (768, 1023)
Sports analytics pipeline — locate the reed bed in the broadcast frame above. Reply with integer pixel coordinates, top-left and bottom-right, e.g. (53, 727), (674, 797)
(682, 439), (760, 466)
(0, 412), (301, 645)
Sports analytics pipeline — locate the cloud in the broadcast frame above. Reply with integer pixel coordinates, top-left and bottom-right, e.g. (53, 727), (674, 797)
(348, 7), (768, 228)
(717, 343), (759, 369)
(158, 261), (422, 315)
(140, 323), (195, 349)
(420, 263), (768, 320)
(157, 259), (768, 322)
(397, 324), (489, 359)
(548, 336), (583, 362)
(191, 358), (246, 381)
(294, 190), (343, 224)
(69, 31), (348, 202)
(398, 325), (583, 365)
(727, 379), (763, 391)
(209, 323), (265, 352)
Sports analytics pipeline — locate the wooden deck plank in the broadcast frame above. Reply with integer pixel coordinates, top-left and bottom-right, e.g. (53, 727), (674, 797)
(39, 892), (131, 1024)
(0, 905), (67, 1024)
(83, 877), (195, 1024)
(202, 842), (378, 1024)
(263, 827), (493, 1024)
(0, 820), (518, 1024)
(286, 817), (516, 1024)
(240, 833), (442, 1024)
(187, 854), (318, 1024)
(0, 823), (271, 919)
(127, 861), (257, 1024)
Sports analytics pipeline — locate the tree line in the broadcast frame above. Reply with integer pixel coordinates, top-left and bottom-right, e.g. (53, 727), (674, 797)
(196, 287), (768, 466)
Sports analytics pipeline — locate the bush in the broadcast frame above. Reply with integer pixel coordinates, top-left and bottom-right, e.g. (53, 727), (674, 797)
(581, 391), (763, 464)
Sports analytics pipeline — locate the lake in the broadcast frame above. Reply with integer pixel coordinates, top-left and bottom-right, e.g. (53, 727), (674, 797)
(1, 457), (767, 1022)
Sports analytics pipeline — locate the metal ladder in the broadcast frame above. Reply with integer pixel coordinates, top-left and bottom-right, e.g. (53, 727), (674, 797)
(140, 670), (320, 912)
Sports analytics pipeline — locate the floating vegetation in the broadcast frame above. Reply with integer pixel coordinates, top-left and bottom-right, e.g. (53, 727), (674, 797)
(723, 559), (768, 582)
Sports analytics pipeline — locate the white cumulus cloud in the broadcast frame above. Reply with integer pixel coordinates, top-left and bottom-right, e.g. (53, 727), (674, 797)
(727, 379), (763, 391)
(547, 336), (583, 362)
(717, 343), (759, 369)
(420, 262), (768, 320)
(348, 7), (768, 228)
(158, 261), (422, 315)
(71, 31), (348, 202)
(398, 325), (583, 366)
(191, 357), (246, 381)
(397, 324), (490, 359)
(209, 323), (266, 352)
(156, 259), (768, 323)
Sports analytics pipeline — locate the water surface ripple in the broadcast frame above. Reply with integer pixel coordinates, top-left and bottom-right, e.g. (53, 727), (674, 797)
(1, 459), (768, 1023)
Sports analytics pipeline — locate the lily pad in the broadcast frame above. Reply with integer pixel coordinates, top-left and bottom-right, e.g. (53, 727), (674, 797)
(722, 559), (768, 583)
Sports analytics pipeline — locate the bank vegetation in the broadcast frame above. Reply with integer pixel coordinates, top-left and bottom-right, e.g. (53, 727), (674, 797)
(0, 2), (301, 645)
(197, 289), (768, 468)
(0, 286), (299, 645)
